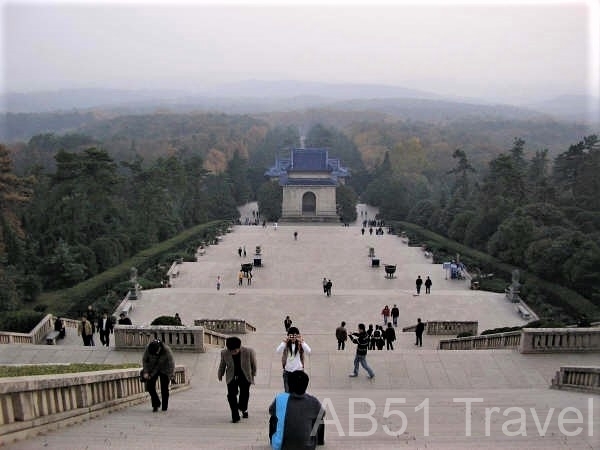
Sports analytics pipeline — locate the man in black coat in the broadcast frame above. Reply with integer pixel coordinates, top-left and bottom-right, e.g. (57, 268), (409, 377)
(218, 337), (257, 423)
(415, 318), (425, 347)
(142, 339), (175, 412)
(97, 312), (114, 347)
(416, 276), (423, 295)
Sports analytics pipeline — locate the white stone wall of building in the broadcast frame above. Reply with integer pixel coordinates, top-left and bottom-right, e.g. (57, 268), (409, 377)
(282, 186), (337, 218)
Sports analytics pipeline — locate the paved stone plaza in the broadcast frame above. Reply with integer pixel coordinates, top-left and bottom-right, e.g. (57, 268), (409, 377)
(1, 204), (598, 449)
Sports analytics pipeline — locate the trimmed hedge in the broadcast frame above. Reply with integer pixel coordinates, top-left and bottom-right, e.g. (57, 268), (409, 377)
(0, 363), (139, 377)
(37, 220), (230, 317)
(393, 221), (600, 323)
(0, 311), (46, 333)
(480, 319), (566, 335)
(151, 315), (182, 326)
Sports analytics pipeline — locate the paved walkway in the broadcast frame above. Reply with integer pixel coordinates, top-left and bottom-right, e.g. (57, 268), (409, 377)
(1, 204), (598, 449)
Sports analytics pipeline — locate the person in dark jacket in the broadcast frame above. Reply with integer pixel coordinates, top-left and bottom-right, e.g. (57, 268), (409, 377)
(373, 325), (385, 350)
(142, 339), (175, 412)
(348, 323), (375, 379)
(117, 312), (132, 325)
(269, 370), (324, 450)
(391, 304), (400, 327)
(424, 276), (432, 294)
(335, 321), (347, 350)
(284, 316), (293, 332)
(416, 275), (423, 295)
(415, 318), (426, 347)
(367, 324), (375, 350)
(97, 312), (114, 347)
(54, 316), (65, 339)
(218, 336), (257, 423)
(384, 322), (396, 350)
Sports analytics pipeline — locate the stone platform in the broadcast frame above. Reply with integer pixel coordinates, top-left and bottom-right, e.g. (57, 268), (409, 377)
(1, 204), (598, 448)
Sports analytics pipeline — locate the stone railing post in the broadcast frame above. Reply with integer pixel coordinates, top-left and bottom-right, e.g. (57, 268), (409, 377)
(519, 328), (600, 353)
(439, 331), (521, 350)
(0, 366), (189, 443)
(551, 366), (600, 394)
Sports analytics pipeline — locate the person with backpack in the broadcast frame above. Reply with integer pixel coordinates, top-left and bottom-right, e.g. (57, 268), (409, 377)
(373, 325), (385, 350)
(276, 327), (311, 392)
(269, 370), (324, 450)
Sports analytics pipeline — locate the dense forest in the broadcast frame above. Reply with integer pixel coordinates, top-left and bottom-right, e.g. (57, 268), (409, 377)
(0, 108), (599, 323)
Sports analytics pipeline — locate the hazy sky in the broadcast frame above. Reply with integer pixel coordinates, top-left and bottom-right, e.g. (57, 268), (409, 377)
(2, 0), (599, 103)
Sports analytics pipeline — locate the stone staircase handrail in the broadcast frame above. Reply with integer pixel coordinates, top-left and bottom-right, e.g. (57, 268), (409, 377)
(520, 327), (600, 353)
(402, 321), (478, 335)
(194, 319), (257, 334)
(550, 365), (600, 394)
(439, 330), (521, 350)
(0, 365), (189, 444)
(113, 325), (227, 352)
(439, 328), (600, 352)
(0, 314), (78, 345)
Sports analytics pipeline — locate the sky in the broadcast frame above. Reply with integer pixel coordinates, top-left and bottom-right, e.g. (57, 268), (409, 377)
(1, 0), (599, 105)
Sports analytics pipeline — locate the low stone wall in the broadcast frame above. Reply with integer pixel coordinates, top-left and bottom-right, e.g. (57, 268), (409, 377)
(551, 366), (600, 394)
(520, 327), (600, 353)
(194, 319), (257, 334)
(113, 325), (228, 352)
(403, 321), (478, 336)
(439, 331), (521, 350)
(0, 315), (80, 345)
(0, 365), (189, 444)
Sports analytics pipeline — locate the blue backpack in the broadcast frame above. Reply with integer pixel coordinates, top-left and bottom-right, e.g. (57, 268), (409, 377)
(270, 392), (290, 450)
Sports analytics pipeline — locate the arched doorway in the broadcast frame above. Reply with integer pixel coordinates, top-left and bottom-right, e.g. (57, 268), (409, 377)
(302, 191), (316, 215)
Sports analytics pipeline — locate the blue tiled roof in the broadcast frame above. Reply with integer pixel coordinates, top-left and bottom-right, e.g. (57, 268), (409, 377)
(265, 147), (350, 181)
(284, 178), (338, 186)
(290, 149), (329, 172)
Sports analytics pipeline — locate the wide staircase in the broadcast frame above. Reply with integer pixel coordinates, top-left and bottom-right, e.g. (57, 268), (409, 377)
(2, 205), (598, 449)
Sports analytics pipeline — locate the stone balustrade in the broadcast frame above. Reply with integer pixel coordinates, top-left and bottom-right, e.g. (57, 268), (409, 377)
(439, 330), (521, 350)
(113, 325), (227, 352)
(0, 315), (80, 345)
(0, 365), (188, 444)
(403, 321), (478, 336)
(520, 327), (600, 353)
(194, 319), (257, 334)
(551, 366), (600, 394)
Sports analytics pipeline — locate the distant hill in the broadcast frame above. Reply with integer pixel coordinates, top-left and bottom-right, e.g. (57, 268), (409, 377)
(526, 94), (600, 123)
(202, 79), (443, 100)
(0, 88), (185, 114)
(0, 81), (441, 115)
(0, 81), (596, 149)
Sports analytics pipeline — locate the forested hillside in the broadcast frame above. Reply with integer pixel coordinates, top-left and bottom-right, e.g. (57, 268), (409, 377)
(1, 106), (599, 323)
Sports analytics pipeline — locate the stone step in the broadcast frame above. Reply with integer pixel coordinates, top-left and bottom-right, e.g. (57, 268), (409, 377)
(5, 384), (596, 449)
(3, 215), (598, 449)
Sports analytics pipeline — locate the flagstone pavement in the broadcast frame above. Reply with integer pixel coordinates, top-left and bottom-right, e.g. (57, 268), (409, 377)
(1, 204), (598, 449)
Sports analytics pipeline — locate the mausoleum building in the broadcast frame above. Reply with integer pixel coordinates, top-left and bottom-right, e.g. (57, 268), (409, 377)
(265, 147), (349, 222)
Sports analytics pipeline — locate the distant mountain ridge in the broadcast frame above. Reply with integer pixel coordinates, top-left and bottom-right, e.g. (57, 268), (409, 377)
(527, 94), (600, 122)
(0, 81), (597, 142)
(201, 79), (444, 100)
(1, 80), (595, 120)
(0, 80), (443, 114)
